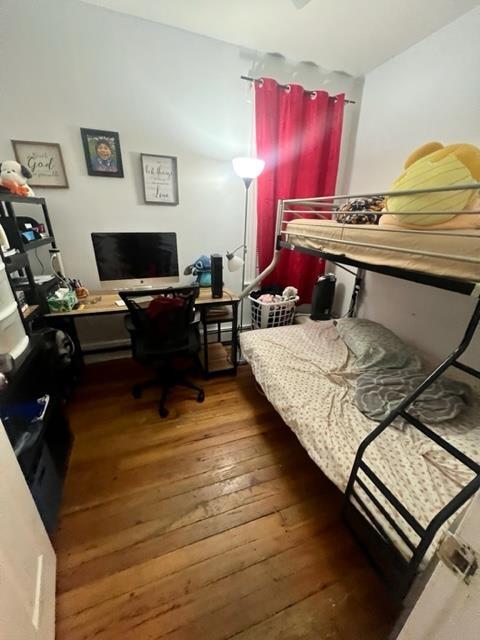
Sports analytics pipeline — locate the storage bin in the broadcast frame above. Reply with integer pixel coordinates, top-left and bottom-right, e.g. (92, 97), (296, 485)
(0, 260), (15, 309)
(249, 294), (299, 329)
(0, 300), (29, 359)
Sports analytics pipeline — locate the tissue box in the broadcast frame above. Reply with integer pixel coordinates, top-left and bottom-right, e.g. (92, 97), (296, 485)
(47, 288), (77, 313)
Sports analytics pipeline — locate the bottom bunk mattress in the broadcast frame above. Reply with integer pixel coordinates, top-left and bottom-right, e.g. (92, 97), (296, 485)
(240, 321), (480, 560)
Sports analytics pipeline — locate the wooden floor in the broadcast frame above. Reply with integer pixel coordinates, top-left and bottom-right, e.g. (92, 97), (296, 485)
(55, 359), (395, 640)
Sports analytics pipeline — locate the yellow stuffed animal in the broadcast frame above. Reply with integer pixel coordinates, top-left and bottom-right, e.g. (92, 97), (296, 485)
(385, 142), (480, 226)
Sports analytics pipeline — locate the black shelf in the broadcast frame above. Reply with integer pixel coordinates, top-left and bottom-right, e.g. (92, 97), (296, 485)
(0, 193), (46, 205)
(1, 194), (58, 315)
(4, 252), (29, 273)
(23, 305), (41, 324)
(22, 236), (55, 251)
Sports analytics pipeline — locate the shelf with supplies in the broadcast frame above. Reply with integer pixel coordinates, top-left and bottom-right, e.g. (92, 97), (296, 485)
(22, 236), (55, 251)
(0, 192), (59, 318)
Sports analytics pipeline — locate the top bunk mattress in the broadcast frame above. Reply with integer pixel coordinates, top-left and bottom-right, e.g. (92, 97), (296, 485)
(284, 219), (480, 283)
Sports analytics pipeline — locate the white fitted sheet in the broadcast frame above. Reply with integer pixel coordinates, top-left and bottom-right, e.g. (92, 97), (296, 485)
(240, 321), (480, 561)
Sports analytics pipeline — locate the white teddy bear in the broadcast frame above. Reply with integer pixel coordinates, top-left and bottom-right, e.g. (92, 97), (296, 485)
(0, 160), (35, 197)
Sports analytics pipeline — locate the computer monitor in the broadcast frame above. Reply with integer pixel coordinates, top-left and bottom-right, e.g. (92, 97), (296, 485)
(91, 232), (179, 289)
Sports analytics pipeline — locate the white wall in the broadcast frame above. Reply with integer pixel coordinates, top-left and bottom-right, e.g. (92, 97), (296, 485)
(1, 0), (251, 292)
(0, 0), (362, 347)
(338, 7), (480, 367)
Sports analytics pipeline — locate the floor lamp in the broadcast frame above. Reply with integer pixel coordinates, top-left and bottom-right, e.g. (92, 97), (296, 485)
(227, 157), (265, 329)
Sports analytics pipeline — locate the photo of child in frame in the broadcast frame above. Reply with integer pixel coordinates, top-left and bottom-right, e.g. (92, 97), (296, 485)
(80, 128), (124, 177)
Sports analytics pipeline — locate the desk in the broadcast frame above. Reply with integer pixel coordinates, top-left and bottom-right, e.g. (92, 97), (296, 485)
(45, 287), (240, 377)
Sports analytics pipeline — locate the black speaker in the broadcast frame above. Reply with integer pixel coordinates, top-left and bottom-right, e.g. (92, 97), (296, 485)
(210, 254), (223, 298)
(310, 273), (336, 320)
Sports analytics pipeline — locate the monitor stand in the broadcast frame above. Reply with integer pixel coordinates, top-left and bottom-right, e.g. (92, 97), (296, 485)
(112, 284), (153, 291)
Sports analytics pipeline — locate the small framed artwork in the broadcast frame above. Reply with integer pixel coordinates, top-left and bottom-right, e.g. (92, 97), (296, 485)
(12, 140), (69, 188)
(141, 154), (179, 205)
(80, 128), (124, 178)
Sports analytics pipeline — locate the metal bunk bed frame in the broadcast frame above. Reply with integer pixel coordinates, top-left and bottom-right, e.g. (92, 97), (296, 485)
(240, 183), (480, 600)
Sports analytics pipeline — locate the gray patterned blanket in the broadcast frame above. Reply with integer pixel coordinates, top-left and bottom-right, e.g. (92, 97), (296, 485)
(355, 369), (471, 427)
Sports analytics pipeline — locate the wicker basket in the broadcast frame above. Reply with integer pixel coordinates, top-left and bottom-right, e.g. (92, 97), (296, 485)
(249, 294), (298, 329)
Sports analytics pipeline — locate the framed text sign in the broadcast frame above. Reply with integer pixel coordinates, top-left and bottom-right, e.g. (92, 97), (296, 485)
(141, 154), (179, 206)
(12, 140), (69, 188)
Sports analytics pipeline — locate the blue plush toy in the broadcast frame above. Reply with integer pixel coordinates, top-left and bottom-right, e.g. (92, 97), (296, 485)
(183, 255), (211, 287)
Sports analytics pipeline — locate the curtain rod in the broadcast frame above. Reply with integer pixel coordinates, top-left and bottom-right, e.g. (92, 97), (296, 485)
(241, 75), (356, 104)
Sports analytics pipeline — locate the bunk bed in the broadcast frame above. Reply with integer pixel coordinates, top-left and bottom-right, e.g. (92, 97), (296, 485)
(240, 184), (480, 600)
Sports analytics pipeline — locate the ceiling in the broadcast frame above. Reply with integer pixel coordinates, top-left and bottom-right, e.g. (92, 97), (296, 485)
(80, 0), (477, 76)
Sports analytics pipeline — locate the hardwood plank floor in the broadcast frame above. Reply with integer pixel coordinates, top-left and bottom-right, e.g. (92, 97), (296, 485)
(55, 359), (396, 639)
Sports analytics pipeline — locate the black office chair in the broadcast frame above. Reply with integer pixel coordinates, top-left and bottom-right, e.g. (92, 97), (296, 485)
(120, 287), (205, 418)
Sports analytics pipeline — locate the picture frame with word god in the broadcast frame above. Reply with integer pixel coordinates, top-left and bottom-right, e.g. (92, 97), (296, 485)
(12, 140), (69, 188)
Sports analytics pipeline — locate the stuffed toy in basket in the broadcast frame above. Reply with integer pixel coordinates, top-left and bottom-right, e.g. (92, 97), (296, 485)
(249, 286), (299, 329)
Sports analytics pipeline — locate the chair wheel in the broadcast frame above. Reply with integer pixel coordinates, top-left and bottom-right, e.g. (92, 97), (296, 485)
(132, 384), (142, 399)
(159, 406), (169, 418)
(197, 390), (205, 403)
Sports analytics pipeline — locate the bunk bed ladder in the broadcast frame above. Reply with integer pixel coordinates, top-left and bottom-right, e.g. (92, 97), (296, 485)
(343, 298), (480, 600)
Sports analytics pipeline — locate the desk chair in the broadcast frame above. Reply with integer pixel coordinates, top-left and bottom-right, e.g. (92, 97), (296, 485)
(120, 287), (205, 418)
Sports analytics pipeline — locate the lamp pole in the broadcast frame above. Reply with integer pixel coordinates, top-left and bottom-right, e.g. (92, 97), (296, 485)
(231, 157), (265, 333)
(240, 177), (253, 327)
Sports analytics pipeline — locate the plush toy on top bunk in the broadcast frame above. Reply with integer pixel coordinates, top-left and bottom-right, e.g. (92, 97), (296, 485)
(381, 142), (480, 230)
(0, 160), (35, 197)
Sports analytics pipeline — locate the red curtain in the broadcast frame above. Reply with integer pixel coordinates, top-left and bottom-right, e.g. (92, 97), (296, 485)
(255, 78), (345, 302)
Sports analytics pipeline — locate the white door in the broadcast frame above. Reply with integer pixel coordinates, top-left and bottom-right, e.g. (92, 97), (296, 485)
(397, 492), (480, 640)
(0, 420), (56, 639)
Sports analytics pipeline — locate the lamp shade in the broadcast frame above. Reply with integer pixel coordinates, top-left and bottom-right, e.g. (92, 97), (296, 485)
(226, 253), (244, 272)
(232, 157), (265, 180)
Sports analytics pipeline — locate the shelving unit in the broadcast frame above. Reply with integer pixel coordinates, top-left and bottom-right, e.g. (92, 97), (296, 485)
(199, 302), (238, 378)
(0, 192), (58, 319)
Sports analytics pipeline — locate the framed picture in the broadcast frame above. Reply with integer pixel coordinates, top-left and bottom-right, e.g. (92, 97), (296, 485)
(80, 128), (124, 178)
(141, 154), (179, 205)
(11, 140), (69, 188)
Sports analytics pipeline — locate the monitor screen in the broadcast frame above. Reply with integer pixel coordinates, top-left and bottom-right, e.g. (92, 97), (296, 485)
(91, 232), (179, 282)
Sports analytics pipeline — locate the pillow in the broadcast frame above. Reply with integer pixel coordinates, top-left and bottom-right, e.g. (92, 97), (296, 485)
(379, 211), (480, 230)
(335, 318), (422, 371)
